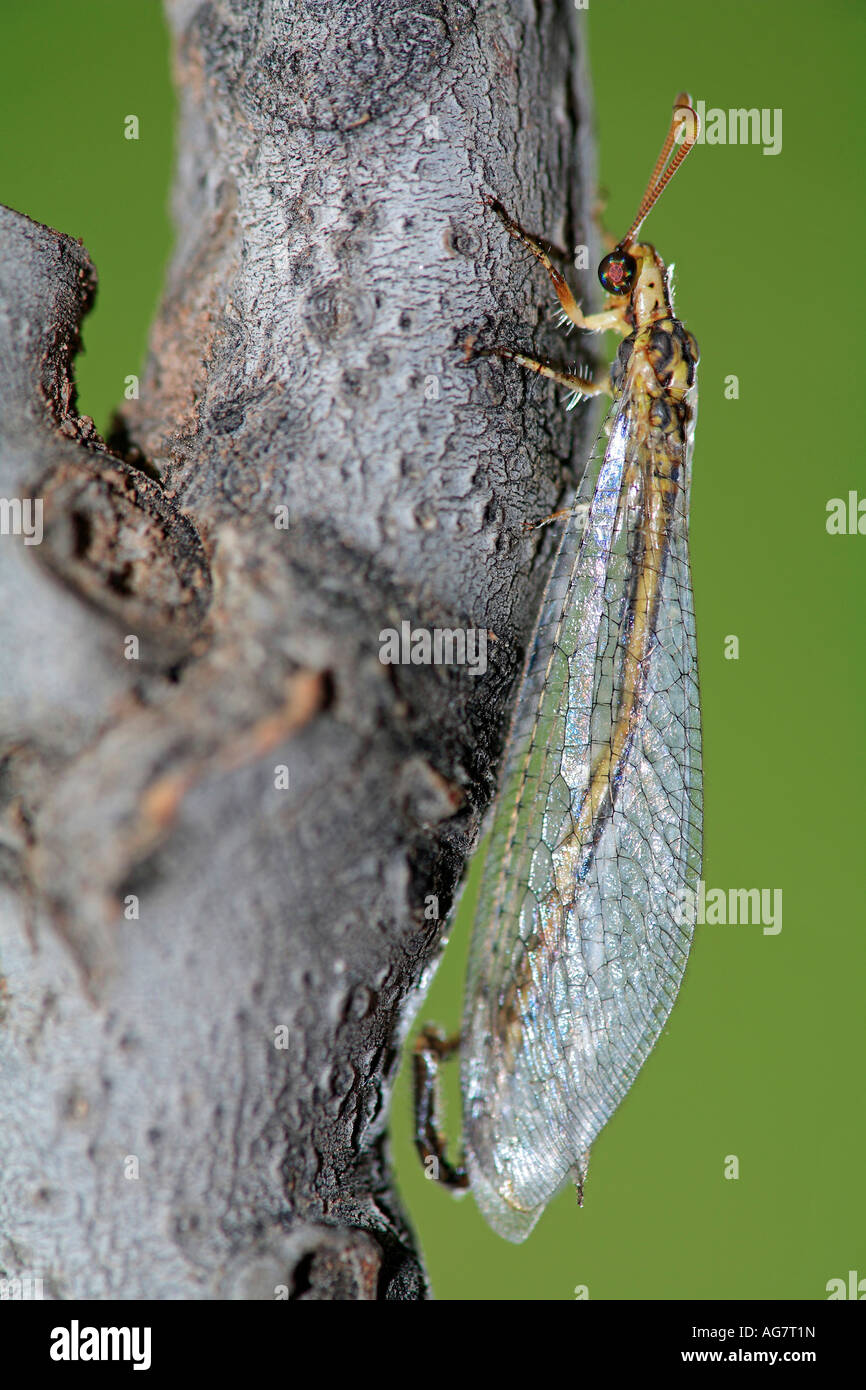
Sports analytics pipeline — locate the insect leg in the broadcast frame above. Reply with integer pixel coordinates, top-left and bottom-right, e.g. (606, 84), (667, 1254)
(523, 501), (590, 533)
(413, 1026), (469, 1190)
(475, 345), (611, 399)
(483, 195), (629, 335)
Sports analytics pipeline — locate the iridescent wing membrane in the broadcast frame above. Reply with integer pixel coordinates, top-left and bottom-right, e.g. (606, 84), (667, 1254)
(462, 377), (702, 1241)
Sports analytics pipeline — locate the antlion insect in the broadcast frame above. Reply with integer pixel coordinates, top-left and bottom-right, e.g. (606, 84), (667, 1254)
(414, 95), (702, 1241)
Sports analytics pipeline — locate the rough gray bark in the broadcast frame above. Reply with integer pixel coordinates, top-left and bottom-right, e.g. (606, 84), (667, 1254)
(0, 0), (595, 1299)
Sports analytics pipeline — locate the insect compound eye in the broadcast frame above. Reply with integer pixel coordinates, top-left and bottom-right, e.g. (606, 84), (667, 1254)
(598, 248), (637, 295)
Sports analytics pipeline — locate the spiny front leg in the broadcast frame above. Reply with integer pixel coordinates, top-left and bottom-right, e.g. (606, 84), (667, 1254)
(483, 195), (630, 336)
(474, 345), (612, 408)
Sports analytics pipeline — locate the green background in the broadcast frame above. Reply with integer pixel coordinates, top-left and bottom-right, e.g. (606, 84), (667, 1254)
(2, 1), (862, 1301)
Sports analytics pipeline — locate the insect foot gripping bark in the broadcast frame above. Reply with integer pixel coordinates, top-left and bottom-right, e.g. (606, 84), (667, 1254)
(414, 96), (703, 1242)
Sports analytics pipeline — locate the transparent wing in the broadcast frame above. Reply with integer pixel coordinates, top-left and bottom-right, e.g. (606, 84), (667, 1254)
(462, 381), (701, 1242)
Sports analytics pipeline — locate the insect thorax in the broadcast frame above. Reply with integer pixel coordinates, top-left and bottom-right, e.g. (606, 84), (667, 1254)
(611, 318), (699, 403)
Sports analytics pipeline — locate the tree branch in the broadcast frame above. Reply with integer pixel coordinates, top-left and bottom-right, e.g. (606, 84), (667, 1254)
(0, 0), (595, 1299)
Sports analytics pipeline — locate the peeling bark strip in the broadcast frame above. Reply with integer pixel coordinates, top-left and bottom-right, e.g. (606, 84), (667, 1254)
(0, 1), (594, 1299)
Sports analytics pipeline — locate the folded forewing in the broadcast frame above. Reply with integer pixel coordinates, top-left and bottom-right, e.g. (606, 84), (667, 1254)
(463, 383), (701, 1241)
